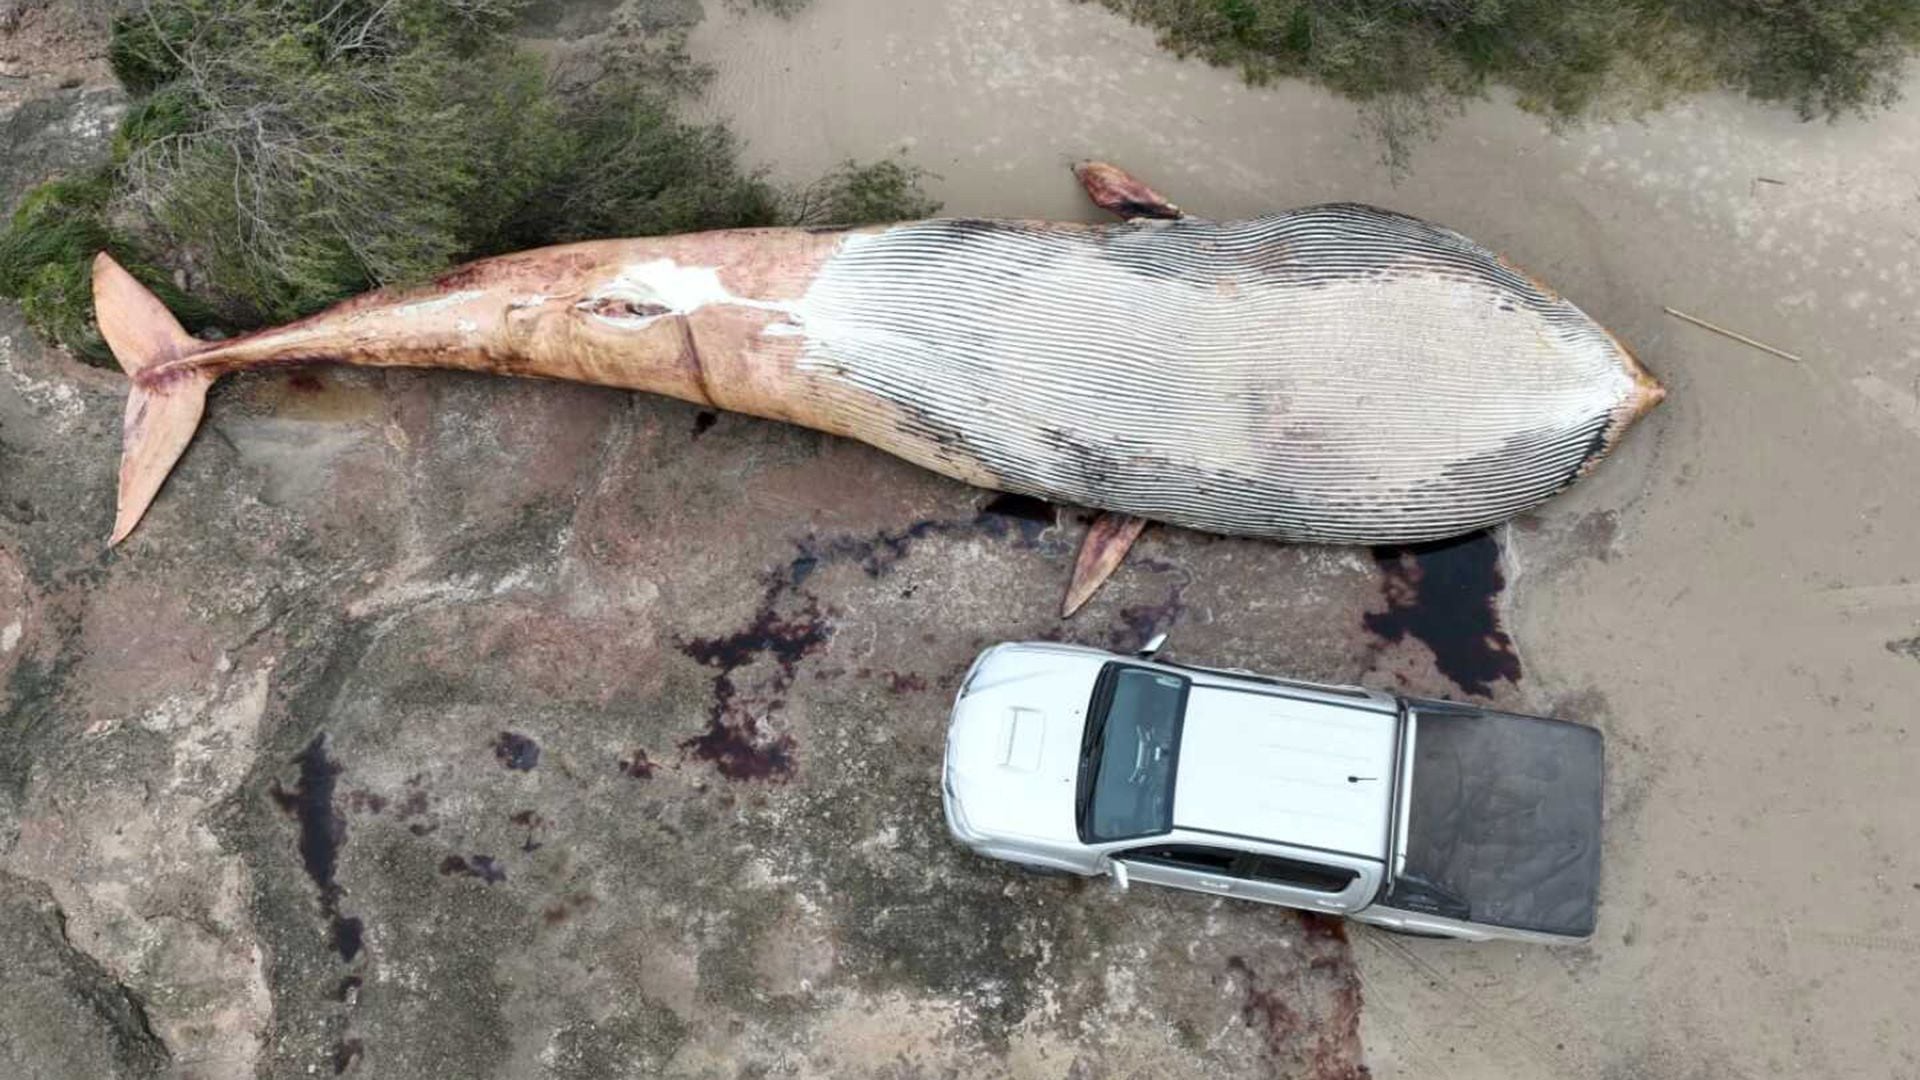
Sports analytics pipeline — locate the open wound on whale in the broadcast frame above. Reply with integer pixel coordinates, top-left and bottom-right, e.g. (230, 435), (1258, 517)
(91, 162), (1664, 616)
(579, 295), (672, 324)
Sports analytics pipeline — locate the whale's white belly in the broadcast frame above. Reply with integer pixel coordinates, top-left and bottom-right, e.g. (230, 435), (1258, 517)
(785, 206), (1644, 543)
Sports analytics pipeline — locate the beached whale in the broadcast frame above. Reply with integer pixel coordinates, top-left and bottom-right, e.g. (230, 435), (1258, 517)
(94, 162), (1663, 613)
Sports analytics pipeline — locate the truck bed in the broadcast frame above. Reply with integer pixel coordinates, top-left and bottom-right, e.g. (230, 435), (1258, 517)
(1390, 703), (1604, 938)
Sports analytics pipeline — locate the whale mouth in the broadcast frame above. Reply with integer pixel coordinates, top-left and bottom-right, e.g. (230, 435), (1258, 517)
(1578, 317), (1666, 432)
(1610, 333), (1668, 426)
(1628, 374), (1667, 421)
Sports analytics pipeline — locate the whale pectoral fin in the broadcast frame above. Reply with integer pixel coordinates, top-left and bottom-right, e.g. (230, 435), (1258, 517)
(1072, 161), (1182, 220)
(1063, 511), (1150, 617)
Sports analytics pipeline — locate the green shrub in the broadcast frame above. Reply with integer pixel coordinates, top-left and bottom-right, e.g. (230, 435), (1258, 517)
(499, 77), (785, 248)
(786, 159), (943, 227)
(98, 0), (572, 323)
(0, 178), (119, 362)
(1090, 0), (1920, 120)
(736, 0), (814, 16)
(1692, 0), (1920, 118)
(0, 175), (213, 362)
(0, 0), (936, 366)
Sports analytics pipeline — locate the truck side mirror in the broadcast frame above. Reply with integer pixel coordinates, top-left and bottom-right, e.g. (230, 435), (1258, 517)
(1110, 860), (1131, 891)
(1136, 633), (1167, 660)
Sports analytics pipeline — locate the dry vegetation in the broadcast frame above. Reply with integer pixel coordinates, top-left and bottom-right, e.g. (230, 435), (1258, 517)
(0, 0), (936, 363)
(1093, 0), (1920, 117)
(1090, 0), (1920, 167)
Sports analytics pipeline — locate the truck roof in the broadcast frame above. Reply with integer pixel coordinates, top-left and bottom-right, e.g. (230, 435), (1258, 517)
(1171, 684), (1398, 861)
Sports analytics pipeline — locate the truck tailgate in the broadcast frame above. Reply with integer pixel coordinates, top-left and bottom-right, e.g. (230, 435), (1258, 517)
(1393, 703), (1603, 938)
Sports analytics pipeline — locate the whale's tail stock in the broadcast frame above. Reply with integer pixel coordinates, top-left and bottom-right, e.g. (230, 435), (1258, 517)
(92, 252), (217, 545)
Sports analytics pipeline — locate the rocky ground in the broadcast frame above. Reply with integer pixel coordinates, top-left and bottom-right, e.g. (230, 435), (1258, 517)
(0, 306), (1415, 1079)
(11, 1), (1918, 1079)
(2, 221), (1478, 1076)
(0, 9), (1516, 1077)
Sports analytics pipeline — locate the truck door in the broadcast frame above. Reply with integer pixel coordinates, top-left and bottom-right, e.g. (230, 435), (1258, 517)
(1112, 843), (1248, 900)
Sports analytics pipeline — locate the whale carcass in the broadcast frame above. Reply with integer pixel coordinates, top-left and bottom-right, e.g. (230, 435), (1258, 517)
(94, 162), (1663, 612)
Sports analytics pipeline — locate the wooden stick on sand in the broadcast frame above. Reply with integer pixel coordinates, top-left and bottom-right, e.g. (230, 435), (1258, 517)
(1663, 306), (1802, 363)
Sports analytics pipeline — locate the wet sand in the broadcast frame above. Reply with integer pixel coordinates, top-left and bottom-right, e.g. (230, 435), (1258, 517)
(691, 2), (1920, 1076)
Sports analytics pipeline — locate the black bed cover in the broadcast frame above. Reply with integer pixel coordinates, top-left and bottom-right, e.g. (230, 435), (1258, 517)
(1385, 701), (1604, 938)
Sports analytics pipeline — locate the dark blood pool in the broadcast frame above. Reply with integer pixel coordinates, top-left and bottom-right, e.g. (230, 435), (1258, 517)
(1365, 531), (1521, 696)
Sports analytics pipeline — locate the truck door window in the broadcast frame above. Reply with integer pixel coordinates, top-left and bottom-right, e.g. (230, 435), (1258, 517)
(1120, 845), (1243, 875)
(1248, 856), (1358, 893)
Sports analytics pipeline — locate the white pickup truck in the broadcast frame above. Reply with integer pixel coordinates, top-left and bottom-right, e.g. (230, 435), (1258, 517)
(941, 639), (1604, 943)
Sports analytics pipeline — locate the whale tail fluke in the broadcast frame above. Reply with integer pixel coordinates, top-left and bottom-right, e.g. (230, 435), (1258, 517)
(93, 252), (216, 545)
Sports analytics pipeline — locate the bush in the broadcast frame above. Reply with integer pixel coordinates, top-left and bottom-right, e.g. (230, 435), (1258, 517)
(0, 178), (117, 362)
(498, 77), (785, 248)
(105, 1), (558, 324)
(1696, 0), (1920, 118)
(0, 0), (937, 364)
(1090, 0), (1920, 120)
(786, 159), (944, 227)
(0, 175), (213, 363)
(736, 0), (813, 15)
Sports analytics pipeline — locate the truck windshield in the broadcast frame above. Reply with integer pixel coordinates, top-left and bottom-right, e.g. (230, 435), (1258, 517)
(1076, 665), (1190, 842)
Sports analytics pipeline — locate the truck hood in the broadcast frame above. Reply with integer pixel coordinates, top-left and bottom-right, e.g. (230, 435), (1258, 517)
(943, 645), (1106, 846)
